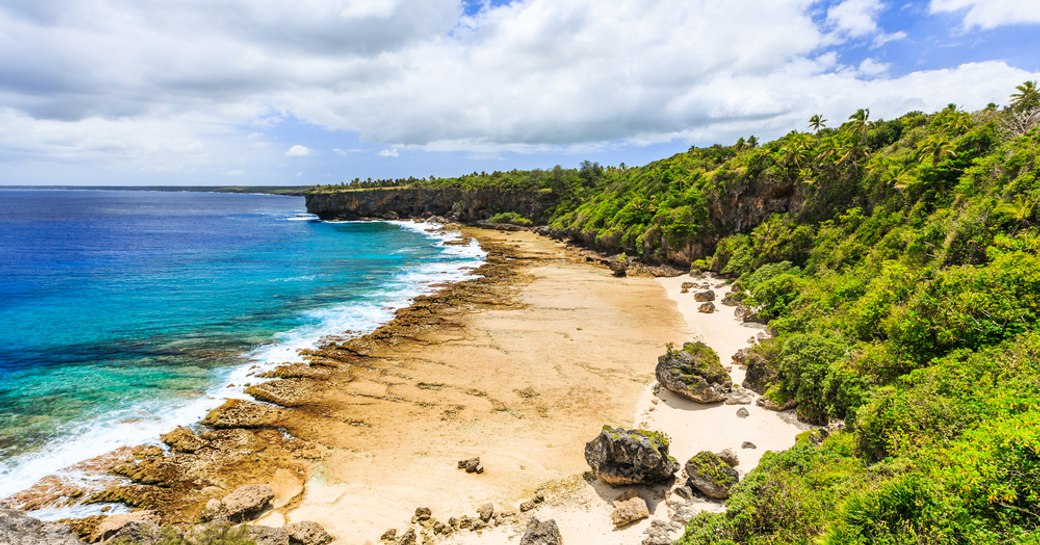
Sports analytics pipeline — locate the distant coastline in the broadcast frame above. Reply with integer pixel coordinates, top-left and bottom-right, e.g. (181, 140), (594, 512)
(0, 185), (310, 196)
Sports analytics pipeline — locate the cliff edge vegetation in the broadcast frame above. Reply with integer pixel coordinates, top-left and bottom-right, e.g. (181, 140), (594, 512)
(310, 82), (1040, 544)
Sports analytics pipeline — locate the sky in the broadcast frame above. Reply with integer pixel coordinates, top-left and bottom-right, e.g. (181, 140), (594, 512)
(0, 0), (1038, 186)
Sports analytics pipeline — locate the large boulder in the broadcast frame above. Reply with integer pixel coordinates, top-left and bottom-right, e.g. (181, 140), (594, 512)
(93, 511), (161, 543)
(287, 522), (334, 545)
(608, 256), (628, 277)
(693, 290), (716, 302)
(610, 490), (650, 528)
(684, 451), (739, 500)
(203, 484), (274, 522)
(655, 342), (732, 403)
(0, 508), (85, 545)
(584, 427), (680, 486)
(742, 355), (778, 395)
(520, 518), (562, 545)
(246, 525), (289, 545)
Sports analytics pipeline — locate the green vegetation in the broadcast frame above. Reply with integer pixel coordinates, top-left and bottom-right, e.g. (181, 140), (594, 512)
(311, 84), (1040, 543)
(486, 211), (533, 225)
(602, 425), (676, 463)
(110, 523), (255, 545)
(666, 341), (729, 385)
(672, 88), (1040, 544)
(685, 451), (739, 489)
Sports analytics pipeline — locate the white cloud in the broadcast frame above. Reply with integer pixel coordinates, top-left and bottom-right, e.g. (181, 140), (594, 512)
(827, 0), (884, 38)
(930, 0), (1040, 30)
(859, 58), (890, 76)
(285, 144), (312, 157)
(0, 0), (1037, 184)
(872, 30), (907, 48)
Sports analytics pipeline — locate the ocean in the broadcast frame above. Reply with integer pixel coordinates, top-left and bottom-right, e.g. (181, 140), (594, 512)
(0, 189), (483, 498)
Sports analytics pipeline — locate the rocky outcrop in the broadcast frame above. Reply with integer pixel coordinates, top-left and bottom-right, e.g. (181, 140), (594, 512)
(306, 187), (558, 224)
(520, 518), (563, 545)
(202, 484), (274, 522)
(698, 302), (716, 313)
(585, 427), (680, 486)
(717, 448), (739, 467)
(611, 490), (650, 528)
(741, 350), (779, 395)
(655, 342), (732, 403)
(457, 457), (484, 474)
(161, 426), (207, 453)
(0, 508), (85, 545)
(684, 451), (739, 500)
(93, 511), (161, 543)
(720, 291), (743, 306)
(284, 522), (334, 545)
(693, 290), (716, 302)
(735, 305), (767, 324)
(201, 399), (287, 429)
(246, 525), (289, 545)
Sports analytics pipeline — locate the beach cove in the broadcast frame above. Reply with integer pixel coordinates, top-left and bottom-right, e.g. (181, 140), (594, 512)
(3, 225), (812, 545)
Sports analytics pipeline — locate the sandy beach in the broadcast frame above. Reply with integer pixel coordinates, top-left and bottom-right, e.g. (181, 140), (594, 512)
(8, 226), (808, 545)
(477, 276), (810, 545)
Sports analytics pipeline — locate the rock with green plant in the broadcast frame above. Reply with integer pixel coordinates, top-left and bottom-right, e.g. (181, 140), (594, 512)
(684, 451), (739, 500)
(584, 426), (680, 486)
(655, 342), (732, 403)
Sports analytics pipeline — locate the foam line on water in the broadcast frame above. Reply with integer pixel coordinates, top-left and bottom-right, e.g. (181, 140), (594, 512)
(0, 220), (484, 506)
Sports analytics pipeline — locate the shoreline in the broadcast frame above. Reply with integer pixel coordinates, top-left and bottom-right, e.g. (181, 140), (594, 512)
(0, 219), (484, 514)
(7, 225), (808, 545)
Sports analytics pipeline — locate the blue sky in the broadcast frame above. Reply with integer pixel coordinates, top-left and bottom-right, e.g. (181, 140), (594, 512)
(0, 0), (1037, 186)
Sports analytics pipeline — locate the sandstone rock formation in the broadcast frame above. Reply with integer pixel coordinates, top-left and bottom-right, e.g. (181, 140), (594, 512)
(202, 484), (274, 522)
(611, 490), (650, 528)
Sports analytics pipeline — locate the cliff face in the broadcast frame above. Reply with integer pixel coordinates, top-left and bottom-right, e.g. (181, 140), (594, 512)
(550, 173), (805, 267)
(306, 174), (805, 268)
(305, 187), (558, 223)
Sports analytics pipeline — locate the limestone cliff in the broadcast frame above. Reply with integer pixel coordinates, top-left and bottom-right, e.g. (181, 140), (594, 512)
(305, 172), (805, 269)
(305, 187), (558, 223)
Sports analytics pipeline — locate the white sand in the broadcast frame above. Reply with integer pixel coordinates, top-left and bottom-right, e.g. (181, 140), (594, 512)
(438, 275), (808, 545)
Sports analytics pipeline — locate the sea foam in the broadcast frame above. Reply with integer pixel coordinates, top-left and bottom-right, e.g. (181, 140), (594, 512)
(0, 220), (484, 510)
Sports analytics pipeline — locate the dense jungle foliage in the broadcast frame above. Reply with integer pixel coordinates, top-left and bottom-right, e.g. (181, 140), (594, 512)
(672, 86), (1040, 545)
(313, 82), (1040, 544)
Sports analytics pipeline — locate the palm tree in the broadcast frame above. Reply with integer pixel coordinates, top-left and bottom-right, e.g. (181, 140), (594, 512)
(995, 194), (1037, 225)
(848, 108), (870, 135)
(918, 137), (957, 165)
(1011, 81), (1039, 111)
(809, 114), (827, 132)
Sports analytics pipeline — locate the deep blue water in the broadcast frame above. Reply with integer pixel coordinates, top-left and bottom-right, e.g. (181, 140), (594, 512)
(0, 189), (482, 495)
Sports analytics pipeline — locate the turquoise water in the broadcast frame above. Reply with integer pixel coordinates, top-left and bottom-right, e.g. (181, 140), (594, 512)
(0, 189), (483, 496)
